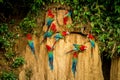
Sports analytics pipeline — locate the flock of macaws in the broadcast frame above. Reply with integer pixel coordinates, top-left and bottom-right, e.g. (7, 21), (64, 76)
(26, 9), (95, 77)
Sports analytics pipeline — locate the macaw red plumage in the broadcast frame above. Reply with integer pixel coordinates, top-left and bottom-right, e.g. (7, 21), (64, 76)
(46, 45), (54, 70)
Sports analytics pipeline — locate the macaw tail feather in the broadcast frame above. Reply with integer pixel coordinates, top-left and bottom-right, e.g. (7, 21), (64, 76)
(66, 50), (74, 54)
(48, 52), (54, 70)
(49, 60), (53, 70)
(72, 60), (77, 77)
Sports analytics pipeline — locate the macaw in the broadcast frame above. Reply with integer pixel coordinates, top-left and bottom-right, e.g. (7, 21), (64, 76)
(63, 10), (72, 25)
(52, 31), (70, 48)
(46, 10), (54, 32)
(26, 33), (37, 60)
(72, 52), (79, 77)
(66, 44), (87, 54)
(46, 45), (54, 70)
(87, 34), (95, 57)
(40, 23), (57, 44)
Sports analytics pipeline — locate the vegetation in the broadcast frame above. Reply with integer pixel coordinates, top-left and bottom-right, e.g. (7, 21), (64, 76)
(0, 71), (17, 80)
(12, 56), (25, 68)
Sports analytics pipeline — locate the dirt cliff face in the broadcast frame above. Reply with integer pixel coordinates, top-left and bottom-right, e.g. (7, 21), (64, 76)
(18, 9), (104, 80)
(110, 58), (120, 80)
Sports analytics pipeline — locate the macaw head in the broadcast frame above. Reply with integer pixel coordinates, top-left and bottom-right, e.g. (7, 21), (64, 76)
(26, 33), (32, 40)
(80, 45), (87, 51)
(46, 45), (52, 51)
(47, 9), (54, 18)
(62, 31), (70, 36)
(87, 34), (94, 40)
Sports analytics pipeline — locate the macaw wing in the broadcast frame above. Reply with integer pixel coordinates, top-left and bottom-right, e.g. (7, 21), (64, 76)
(28, 41), (35, 54)
(46, 18), (54, 27)
(44, 31), (53, 38)
(73, 44), (80, 51)
(55, 33), (63, 40)
(90, 40), (95, 48)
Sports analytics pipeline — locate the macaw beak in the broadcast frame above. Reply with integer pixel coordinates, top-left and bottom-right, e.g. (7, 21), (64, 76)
(67, 31), (70, 35)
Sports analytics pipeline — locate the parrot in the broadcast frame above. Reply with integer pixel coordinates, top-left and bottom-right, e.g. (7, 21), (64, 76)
(66, 44), (87, 54)
(72, 52), (79, 77)
(46, 9), (54, 32)
(87, 34), (95, 57)
(63, 10), (72, 25)
(52, 31), (70, 48)
(46, 45), (54, 70)
(40, 23), (57, 44)
(26, 33), (37, 60)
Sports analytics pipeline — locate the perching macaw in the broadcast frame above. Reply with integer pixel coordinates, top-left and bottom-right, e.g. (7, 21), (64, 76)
(66, 44), (87, 54)
(72, 52), (78, 77)
(46, 10), (54, 32)
(46, 45), (54, 70)
(40, 23), (57, 44)
(87, 34), (95, 57)
(26, 33), (37, 60)
(52, 31), (70, 48)
(63, 10), (72, 25)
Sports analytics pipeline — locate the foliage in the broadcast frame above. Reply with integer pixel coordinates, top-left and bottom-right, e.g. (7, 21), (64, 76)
(12, 57), (25, 68)
(0, 71), (17, 80)
(0, 23), (16, 51)
(5, 49), (14, 60)
(19, 17), (37, 34)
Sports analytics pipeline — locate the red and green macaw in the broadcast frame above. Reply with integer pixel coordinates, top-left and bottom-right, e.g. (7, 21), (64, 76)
(26, 33), (37, 60)
(40, 23), (57, 44)
(46, 45), (54, 70)
(72, 52), (79, 77)
(46, 9), (54, 31)
(63, 10), (72, 25)
(66, 44), (87, 54)
(66, 44), (87, 76)
(87, 34), (95, 57)
(52, 31), (70, 48)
